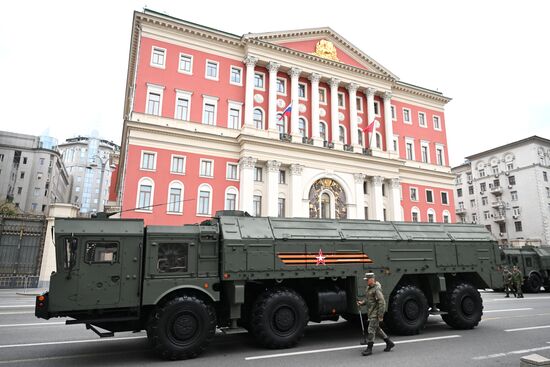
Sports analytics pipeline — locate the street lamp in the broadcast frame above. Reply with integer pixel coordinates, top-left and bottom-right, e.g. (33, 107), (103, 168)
(88, 154), (112, 213)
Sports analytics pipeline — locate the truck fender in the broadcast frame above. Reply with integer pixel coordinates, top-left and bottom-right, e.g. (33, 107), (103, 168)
(154, 285), (217, 306)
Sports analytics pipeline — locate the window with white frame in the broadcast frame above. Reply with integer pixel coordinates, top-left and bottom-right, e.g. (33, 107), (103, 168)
(375, 132), (382, 149)
(200, 159), (213, 177)
(275, 78), (285, 94)
(202, 96), (218, 125)
(137, 178), (154, 211)
(405, 138), (415, 160)
(391, 105), (396, 120)
(421, 142), (430, 163)
(298, 82), (307, 99)
(205, 60), (219, 80)
(279, 169), (286, 184)
(298, 118), (307, 137)
(443, 210), (450, 223)
(320, 122), (327, 141)
(358, 129), (364, 146)
(339, 125), (346, 144)
(433, 115), (441, 130)
(174, 90), (191, 120)
(167, 181), (183, 213)
(338, 92), (345, 108)
(253, 108), (263, 129)
(319, 88), (327, 104)
(403, 108), (411, 124)
(225, 187), (238, 210)
(227, 101), (242, 129)
(427, 209), (435, 223)
(276, 114), (287, 134)
(374, 101), (380, 116)
(178, 53), (193, 74)
(410, 187), (418, 201)
(426, 189), (434, 203)
(254, 167), (263, 182)
(441, 191), (449, 205)
(171, 155), (185, 174)
(278, 197), (286, 217)
(230, 66), (242, 85)
(150, 47), (166, 68)
(411, 207), (420, 222)
(254, 72), (265, 89)
(253, 194), (262, 216)
(146, 84), (164, 116)
(393, 137), (399, 153)
(197, 185), (212, 215)
(356, 97), (363, 112)
(141, 151), (156, 170)
(418, 112), (427, 127)
(226, 163), (238, 180)
(436, 146), (445, 166)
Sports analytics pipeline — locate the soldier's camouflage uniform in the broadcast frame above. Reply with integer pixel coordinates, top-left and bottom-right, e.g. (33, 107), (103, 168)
(365, 281), (388, 342)
(512, 268), (524, 298)
(502, 268), (515, 297)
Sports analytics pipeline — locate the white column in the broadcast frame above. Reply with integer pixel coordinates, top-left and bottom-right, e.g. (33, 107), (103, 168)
(329, 78), (342, 149)
(288, 67), (301, 142)
(266, 160), (281, 217)
(239, 156), (257, 214)
(309, 73), (322, 147)
(348, 83), (360, 152)
(289, 164), (304, 217)
(354, 173), (366, 220)
(243, 56), (258, 127)
(267, 62), (280, 134)
(384, 92), (394, 152)
(390, 178), (402, 221)
(372, 176), (384, 221)
(365, 87), (376, 148)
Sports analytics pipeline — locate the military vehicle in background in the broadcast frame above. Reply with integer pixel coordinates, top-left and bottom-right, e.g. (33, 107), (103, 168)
(36, 211), (502, 360)
(501, 246), (550, 293)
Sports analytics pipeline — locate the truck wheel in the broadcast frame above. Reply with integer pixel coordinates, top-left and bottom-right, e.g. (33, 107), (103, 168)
(146, 295), (216, 360)
(250, 287), (309, 349)
(441, 283), (482, 329)
(523, 273), (542, 293)
(385, 285), (428, 335)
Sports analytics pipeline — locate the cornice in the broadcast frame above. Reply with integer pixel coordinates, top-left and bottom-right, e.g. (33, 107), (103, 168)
(393, 81), (452, 104)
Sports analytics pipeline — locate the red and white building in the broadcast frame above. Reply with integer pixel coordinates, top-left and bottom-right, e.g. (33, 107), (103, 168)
(117, 9), (455, 225)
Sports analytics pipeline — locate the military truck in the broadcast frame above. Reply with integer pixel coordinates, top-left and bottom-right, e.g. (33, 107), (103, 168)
(501, 246), (550, 293)
(36, 211), (502, 360)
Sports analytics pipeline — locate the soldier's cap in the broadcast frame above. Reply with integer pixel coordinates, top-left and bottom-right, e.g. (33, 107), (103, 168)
(363, 272), (375, 280)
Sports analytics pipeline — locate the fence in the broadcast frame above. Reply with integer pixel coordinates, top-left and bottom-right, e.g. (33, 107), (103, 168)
(0, 216), (47, 289)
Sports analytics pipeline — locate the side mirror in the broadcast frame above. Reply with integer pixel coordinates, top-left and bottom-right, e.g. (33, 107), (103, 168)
(64, 236), (78, 278)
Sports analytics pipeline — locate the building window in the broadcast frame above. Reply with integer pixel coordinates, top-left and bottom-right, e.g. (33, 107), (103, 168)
(200, 160), (214, 177)
(410, 187), (418, 201)
(511, 191), (518, 201)
(203, 102), (216, 125)
(472, 213), (478, 223)
(468, 185), (474, 195)
(319, 88), (327, 103)
(137, 179), (153, 211)
(254, 167), (263, 182)
(339, 125), (346, 144)
(175, 94), (190, 120)
(228, 106), (241, 129)
(141, 152), (156, 170)
(358, 129), (364, 146)
(33, 187), (40, 196)
(151, 47), (165, 68)
(375, 133), (382, 149)
(433, 116), (441, 130)
(479, 169), (486, 177)
(544, 172), (548, 182)
(17, 187), (22, 195)
(337, 92), (345, 108)
(436, 147), (444, 166)
(279, 170), (286, 184)
(168, 185), (183, 213)
(374, 101), (380, 116)
(470, 199), (476, 208)
(508, 176), (516, 185)
(227, 163), (238, 180)
(171, 156), (185, 174)
(482, 196), (488, 205)
(421, 144), (429, 163)
(513, 206), (521, 216)
(391, 105), (396, 120)
(205, 60), (219, 80)
(457, 188), (463, 197)
(441, 191), (449, 205)
(418, 112), (426, 127)
(278, 198), (286, 217)
(298, 118), (307, 137)
(230, 66), (242, 85)
(198, 187), (211, 215)
(254, 72), (264, 89)
(253, 108), (263, 129)
(411, 207), (420, 222)
(147, 92), (161, 115)
(403, 108), (411, 124)
(178, 53), (193, 74)
(276, 114), (287, 134)
(507, 163), (514, 171)
(406, 140), (414, 160)
(320, 122), (327, 141)
(515, 221), (523, 232)
(225, 190), (237, 211)
(276, 78), (286, 94)
(356, 97), (363, 112)
(298, 83), (307, 99)
(253, 195), (262, 216)
(428, 210), (435, 223)
(484, 211), (490, 220)
(426, 190), (434, 203)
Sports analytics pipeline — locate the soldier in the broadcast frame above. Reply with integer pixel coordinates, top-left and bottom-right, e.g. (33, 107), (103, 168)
(512, 266), (524, 298)
(502, 266), (515, 298)
(357, 272), (394, 356)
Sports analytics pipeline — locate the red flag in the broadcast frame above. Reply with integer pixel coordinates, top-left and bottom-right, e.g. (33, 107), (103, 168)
(363, 121), (375, 133)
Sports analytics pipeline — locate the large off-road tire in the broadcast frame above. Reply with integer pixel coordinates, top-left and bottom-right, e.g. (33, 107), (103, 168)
(385, 284), (428, 335)
(441, 283), (483, 329)
(250, 287), (309, 349)
(523, 273), (542, 293)
(146, 295), (216, 360)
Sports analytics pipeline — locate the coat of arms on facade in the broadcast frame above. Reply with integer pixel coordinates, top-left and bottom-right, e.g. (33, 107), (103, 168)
(312, 40), (339, 62)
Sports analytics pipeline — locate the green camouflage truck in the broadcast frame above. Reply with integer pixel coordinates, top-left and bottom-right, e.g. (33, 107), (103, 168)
(36, 211), (502, 360)
(501, 246), (550, 293)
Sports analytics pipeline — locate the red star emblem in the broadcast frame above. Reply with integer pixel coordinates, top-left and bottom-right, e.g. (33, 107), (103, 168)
(316, 249), (326, 265)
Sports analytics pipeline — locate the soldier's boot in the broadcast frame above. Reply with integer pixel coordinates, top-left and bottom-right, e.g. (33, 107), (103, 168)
(383, 338), (395, 352)
(362, 342), (374, 356)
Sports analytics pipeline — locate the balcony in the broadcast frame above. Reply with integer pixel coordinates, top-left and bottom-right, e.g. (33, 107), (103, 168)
(489, 186), (503, 196)
(323, 141), (334, 149)
(455, 207), (467, 216)
(491, 200), (505, 208)
(493, 213), (506, 222)
(279, 133), (292, 142)
(302, 137), (313, 145)
(343, 144), (354, 152)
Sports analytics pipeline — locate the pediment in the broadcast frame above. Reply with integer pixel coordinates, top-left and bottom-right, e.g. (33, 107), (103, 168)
(245, 27), (397, 79)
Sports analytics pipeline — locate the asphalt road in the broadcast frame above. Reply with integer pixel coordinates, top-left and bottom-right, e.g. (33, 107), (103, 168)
(1, 289), (549, 366)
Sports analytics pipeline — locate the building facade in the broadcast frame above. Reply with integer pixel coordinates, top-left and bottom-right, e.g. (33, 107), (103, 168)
(57, 136), (120, 215)
(0, 131), (70, 214)
(117, 9), (456, 225)
(452, 136), (550, 247)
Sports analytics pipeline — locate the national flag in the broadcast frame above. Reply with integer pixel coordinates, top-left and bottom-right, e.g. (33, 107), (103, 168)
(363, 121), (375, 133)
(279, 102), (292, 120)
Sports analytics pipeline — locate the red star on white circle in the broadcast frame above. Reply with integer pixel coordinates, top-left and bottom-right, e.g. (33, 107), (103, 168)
(316, 249), (326, 265)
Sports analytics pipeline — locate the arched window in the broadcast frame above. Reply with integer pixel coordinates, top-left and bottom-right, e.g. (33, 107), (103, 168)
(137, 177), (154, 212)
(298, 117), (307, 138)
(167, 181), (184, 214)
(276, 114), (287, 134)
(411, 206), (420, 222)
(427, 208), (436, 223)
(375, 132), (382, 149)
(358, 129), (364, 146)
(321, 192), (331, 219)
(224, 186), (239, 211)
(253, 190), (262, 217)
(319, 122), (327, 141)
(197, 184), (213, 216)
(339, 125), (346, 144)
(253, 108), (263, 129)
(442, 210), (451, 224)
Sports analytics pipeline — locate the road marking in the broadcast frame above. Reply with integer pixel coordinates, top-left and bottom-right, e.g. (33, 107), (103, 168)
(0, 336), (146, 349)
(483, 308), (533, 313)
(0, 305), (34, 308)
(244, 335), (461, 361)
(0, 351), (131, 364)
(493, 296), (550, 301)
(505, 325), (550, 332)
(473, 345), (550, 360)
(0, 311), (34, 315)
(482, 313), (550, 322)
(0, 322), (65, 328)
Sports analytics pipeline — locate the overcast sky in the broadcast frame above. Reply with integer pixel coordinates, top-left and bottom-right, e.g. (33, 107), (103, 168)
(1, 0), (548, 166)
